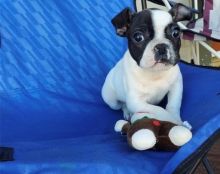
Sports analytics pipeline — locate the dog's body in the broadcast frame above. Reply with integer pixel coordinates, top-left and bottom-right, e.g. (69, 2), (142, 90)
(102, 4), (195, 125)
(102, 50), (182, 124)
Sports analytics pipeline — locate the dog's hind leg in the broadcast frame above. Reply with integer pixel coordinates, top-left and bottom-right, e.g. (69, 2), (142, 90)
(101, 72), (122, 110)
(102, 85), (122, 110)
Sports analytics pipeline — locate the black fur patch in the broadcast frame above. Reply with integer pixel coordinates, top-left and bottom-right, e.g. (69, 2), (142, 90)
(127, 10), (154, 65)
(164, 23), (181, 65)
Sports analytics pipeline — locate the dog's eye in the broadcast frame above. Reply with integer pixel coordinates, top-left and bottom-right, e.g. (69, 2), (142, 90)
(133, 32), (144, 43)
(171, 27), (181, 38)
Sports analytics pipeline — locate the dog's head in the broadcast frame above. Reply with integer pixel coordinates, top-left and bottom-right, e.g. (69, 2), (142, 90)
(112, 3), (195, 71)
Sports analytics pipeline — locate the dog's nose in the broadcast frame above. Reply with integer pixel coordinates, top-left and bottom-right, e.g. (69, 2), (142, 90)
(154, 43), (169, 62)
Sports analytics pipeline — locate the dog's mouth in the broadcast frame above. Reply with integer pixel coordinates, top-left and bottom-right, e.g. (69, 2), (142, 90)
(152, 60), (172, 67)
(153, 56), (179, 67)
(148, 59), (176, 71)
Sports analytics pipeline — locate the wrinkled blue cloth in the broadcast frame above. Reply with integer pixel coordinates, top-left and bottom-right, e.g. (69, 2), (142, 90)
(0, 0), (220, 173)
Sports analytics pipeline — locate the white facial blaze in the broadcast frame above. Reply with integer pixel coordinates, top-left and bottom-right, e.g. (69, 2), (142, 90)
(140, 10), (176, 71)
(151, 10), (172, 39)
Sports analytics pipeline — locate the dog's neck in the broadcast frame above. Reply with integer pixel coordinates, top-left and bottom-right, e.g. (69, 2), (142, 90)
(122, 50), (174, 79)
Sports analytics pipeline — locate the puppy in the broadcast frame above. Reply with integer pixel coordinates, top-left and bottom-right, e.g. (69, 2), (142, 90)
(102, 4), (195, 125)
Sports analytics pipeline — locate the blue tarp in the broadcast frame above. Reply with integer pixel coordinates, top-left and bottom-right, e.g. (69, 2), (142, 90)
(0, 0), (220, 173)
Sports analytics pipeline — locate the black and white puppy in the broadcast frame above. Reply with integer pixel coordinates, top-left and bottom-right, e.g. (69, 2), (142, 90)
(102, 4), (194, 125)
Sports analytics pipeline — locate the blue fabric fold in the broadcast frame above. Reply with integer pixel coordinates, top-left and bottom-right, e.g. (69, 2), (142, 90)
(1, 134), (174, 174)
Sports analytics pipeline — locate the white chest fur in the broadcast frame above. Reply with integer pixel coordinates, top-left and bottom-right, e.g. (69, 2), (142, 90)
(111, 51), (180, 105)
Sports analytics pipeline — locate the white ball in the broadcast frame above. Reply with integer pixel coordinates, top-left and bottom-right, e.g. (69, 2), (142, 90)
(114, 120), (128, 132)
(169, 126), (192, 146)
(131, 129), (156, 150)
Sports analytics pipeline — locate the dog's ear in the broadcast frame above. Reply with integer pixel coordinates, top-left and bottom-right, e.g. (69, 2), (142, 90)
(111, 8), (133, 37)
(169, 3), (199, 22)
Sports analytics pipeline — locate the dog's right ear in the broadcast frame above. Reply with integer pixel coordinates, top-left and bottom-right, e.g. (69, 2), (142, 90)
(169, 3), (199, 22)
(111, 8), (133, 37)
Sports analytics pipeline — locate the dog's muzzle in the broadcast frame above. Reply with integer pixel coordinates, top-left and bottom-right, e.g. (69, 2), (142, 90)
(154, 43), (178, 65)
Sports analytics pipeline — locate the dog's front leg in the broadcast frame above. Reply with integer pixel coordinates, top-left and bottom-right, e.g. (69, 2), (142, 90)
(166, 74), (183, 124)
(127, 95), (181, 124)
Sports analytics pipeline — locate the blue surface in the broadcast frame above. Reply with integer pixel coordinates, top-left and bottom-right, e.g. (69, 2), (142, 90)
(0, 0), (220, 173)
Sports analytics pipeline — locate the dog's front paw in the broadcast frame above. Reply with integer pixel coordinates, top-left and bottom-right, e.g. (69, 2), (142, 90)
(172, 116), (183, 125)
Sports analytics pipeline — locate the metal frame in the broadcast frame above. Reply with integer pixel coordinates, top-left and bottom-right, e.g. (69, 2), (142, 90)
(173, 127), (220, 174)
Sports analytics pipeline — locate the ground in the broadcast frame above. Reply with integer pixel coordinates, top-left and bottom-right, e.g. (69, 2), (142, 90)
(196, 139), (220, 173)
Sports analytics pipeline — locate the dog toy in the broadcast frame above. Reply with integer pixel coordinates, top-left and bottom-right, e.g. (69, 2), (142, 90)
(115, 112), (192, 151)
